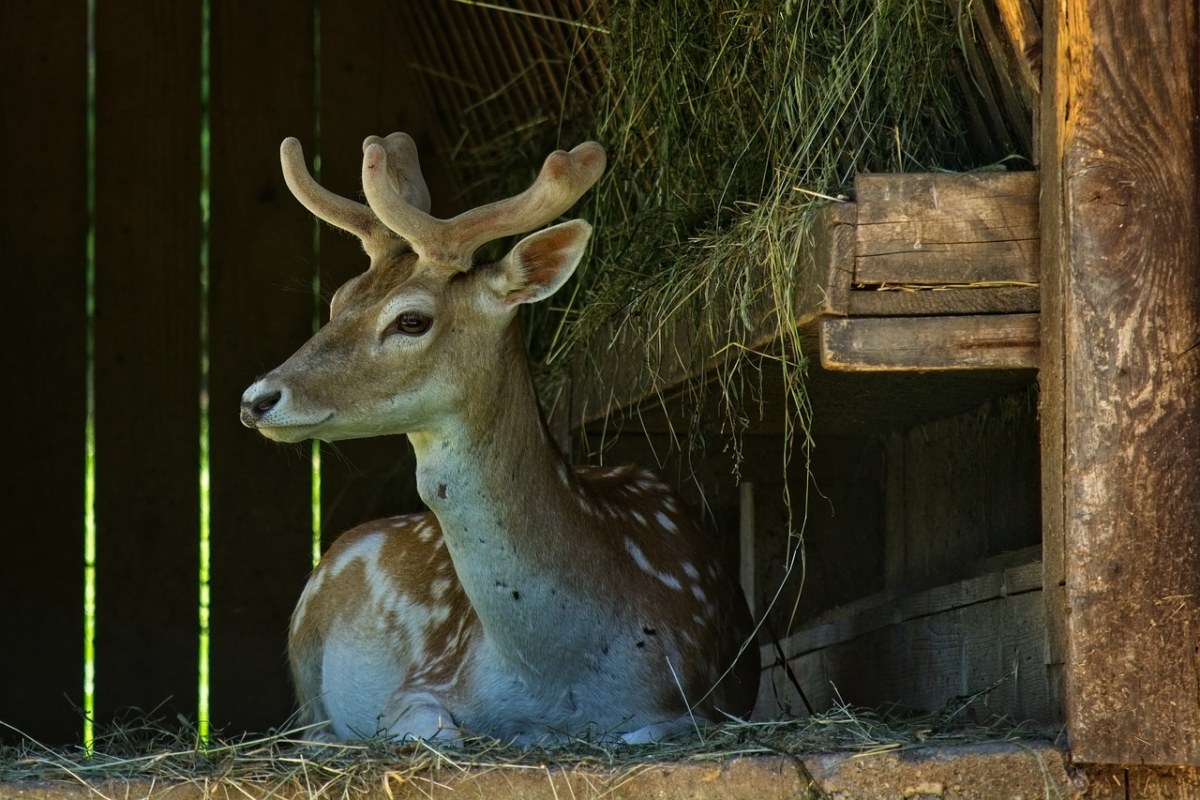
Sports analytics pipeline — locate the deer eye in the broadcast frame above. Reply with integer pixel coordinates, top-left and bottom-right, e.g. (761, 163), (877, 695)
(385, 312), (432, 338)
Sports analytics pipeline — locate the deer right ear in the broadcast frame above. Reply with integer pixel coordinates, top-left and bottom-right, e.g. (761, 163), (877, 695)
(488, 219), (592, 306)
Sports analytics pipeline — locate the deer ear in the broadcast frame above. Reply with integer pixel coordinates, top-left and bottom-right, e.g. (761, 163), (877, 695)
(489, 219), (592, 306)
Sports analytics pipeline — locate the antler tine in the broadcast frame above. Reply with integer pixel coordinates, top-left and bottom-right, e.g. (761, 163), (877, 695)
(280, 137), (378, 241)
(361, 140), (442, 261)
(447, 141), (607, 260)
(363, 133), (432, 214)
(362, 139), (606, 268)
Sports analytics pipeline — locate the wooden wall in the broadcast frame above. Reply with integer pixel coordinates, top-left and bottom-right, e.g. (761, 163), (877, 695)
(0, 0), (575, 744)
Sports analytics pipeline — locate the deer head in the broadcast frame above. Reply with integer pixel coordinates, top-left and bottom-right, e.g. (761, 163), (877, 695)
(240, 133), (606, 443)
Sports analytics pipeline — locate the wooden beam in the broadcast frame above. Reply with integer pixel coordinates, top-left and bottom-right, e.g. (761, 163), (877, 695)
(854, 172), (1039, 285)
(1040, 0), (1200, 765)
(819, 314), (1040, 372)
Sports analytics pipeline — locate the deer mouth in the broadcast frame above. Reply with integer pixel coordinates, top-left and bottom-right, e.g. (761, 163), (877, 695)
(249, 413), (336, 443)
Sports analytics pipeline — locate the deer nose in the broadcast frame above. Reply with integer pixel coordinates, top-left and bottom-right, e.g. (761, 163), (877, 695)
(240, 387), (283, 426)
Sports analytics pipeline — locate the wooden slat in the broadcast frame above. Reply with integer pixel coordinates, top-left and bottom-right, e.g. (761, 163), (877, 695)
(819, 314), (1040, 372)
(0, 4), (87, 744)
(93, 0), (201, 723)
(757, 552), (1051, 723)
(992, 0), (1042, 97)
(846, 285), (1039, 316)
(317, 0), (433, 543)
(854, 172), (1039, 285)
(1040, 0), (1200, 766)
(206, 1), (317, 734)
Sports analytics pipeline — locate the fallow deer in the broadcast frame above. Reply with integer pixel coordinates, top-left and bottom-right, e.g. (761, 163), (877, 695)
(240, 132), (759, 743)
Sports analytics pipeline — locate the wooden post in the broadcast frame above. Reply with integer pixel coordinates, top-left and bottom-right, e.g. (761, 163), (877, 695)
(1040, 0), (1200, 765)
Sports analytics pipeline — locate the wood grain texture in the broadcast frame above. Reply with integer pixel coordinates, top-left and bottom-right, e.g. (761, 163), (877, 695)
(890, 391), (1041, 588)
(1040, 0), (1200, 765)
(206, 0), (317, 734)
(756, 551), (1051, 723)
(992, 0), (1042, 97)
(1080, 766), (1200, 799)
(0, 3), (87, 744)
(816, 202), (857, 315)
(846, 285), (1039, 316)
(93, 0), (201, 724)
(855, 172), (1039, 285)
(819, 314), (1040, 371)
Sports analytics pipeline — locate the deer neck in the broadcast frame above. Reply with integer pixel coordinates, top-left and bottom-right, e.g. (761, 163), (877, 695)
(407, 325), (595, 667)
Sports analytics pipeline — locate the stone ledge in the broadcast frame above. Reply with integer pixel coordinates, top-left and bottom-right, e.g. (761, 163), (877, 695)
(0, 741), (1076, 799)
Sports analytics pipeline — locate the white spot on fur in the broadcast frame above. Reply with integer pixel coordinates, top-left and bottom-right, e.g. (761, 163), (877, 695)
(625, 537), (683, 591)
(658, 571), (683, 591)
(682, 562), (700, 579)
(654, 511), (677, 533)
(691, 584), (707, 602)
(625, 538), (654, 574)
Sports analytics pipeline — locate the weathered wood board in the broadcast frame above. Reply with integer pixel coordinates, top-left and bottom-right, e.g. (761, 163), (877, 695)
(819, 314), (1040, 371)
(206, 0), (318, 734)
(845, 285), (1039, 317)
(1040, 0), (1200, 766)
(854, 172), (1039, 286)
(756, 552), (1051, 724)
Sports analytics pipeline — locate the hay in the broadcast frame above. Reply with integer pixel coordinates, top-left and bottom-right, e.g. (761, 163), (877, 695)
(1, 702), (1054, 795)
(460, 0), (984, 472)
(469, 0), (975, 381)
(452, 0), (990, 636)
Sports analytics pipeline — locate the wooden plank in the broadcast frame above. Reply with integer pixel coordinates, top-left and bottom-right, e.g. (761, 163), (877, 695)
(206, 1), (317, 734)
(757, 556), (1051, 723)
(817, 203), (857, 315)
(846, 284), (1039, 316)
(93, 0), (201, 724)
(317, 1), (436, 543)
(1040, 0), (1200, 766)
(897, 391), (1041, 586)
(0, 4), (87, 744)
(819, 314), (1040, 372)
(992, 0), (1042, 98)
(854, 172), (1039, 285)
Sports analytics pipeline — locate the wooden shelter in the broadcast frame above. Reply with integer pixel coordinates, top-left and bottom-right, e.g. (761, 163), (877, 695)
(1, 0), (1197, 795)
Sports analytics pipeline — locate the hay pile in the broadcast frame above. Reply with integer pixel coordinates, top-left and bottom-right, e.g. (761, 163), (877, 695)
(1, 705), (1053, 796)
(469, 0), (976, 424)
(453, 0), (991, 609)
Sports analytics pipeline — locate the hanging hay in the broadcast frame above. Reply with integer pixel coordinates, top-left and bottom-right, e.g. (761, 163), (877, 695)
(458, 0), (986, 465)
(466, 0), (976, 393)
(448, 0), (994, 631)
